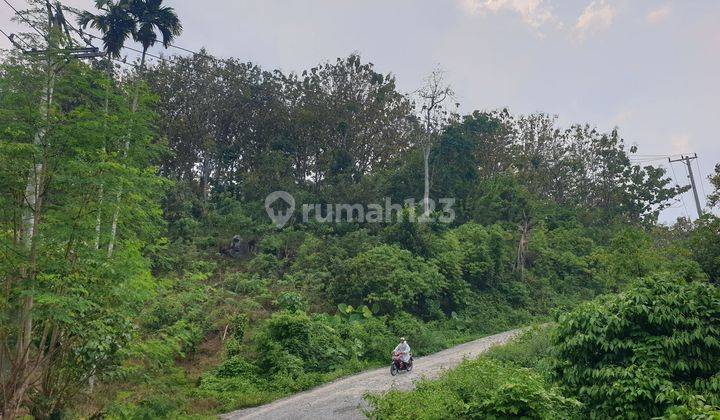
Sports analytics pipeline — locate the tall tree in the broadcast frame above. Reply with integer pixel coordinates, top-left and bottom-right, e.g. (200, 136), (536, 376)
(78, 0), (136, 250)
(106, 0), (182, 256)
(77, 0), (136, 60)
(3, 4), (72, 415)
(0, 45), (163, 420)
(417, 68), (454, 215)
(129, 0), (182, 70)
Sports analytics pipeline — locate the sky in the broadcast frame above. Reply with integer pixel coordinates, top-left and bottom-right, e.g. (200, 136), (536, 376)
(2, 0), (719, 223)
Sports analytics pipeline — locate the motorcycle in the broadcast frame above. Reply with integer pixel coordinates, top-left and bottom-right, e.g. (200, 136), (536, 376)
(390, 352), (413, 376)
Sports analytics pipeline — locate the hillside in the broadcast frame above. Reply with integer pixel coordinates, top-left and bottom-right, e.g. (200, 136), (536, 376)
(1, 1), (720, 418)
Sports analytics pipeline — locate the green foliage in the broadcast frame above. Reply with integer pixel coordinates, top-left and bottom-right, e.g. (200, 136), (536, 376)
(486, 326), (554, 373)
(687, 215), (720, 283)
(255, 311), (346, 374)
(1, 13), (707, 417)
(368, 358), (579, 419)
(215, 356), (259, 379)
(228, 313), (249, 340)
(275, 291), (308, 312)
(553, 275), (720, 418)
(445, 223), (512, 290)
(662, 395), (720, 419)
(588, 227), (663, 291)
(333, 244), (447, 316)
(465, 174), (536, 226)
(0, 50), (164, 417)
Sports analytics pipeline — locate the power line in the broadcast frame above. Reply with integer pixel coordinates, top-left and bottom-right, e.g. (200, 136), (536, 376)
(1, 0), (44, 38)
(58, 5), (178, 66)
(695, 158), (708, 201)
(669, 161), (691, 220)
(2, 0), (138, 69)
(55, 1), (245, 71)
(59, 4), (239, 68)
(0, 26), (25, 49)
(669, 154), (703, 218)
(4, 0), (172, 67)
(629, 158), (669, 164)
(168, 43), (200, 56)
(77, 29), (175, 64)
(51, 3), (142, 69)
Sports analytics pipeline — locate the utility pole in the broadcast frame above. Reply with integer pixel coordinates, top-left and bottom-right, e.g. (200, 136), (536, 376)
(14, 1), (104, 59)
(669, 153), (703, 218)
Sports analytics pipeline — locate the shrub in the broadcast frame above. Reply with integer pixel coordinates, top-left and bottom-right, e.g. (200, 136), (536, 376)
(335, 315), (395, 362)
(228, 313), (249, 341)
(275, 291), (308, 312)
(486, 326), (553, 372)
(445, 223), (512, 290)
(333, 244), (447, 316)
(553, 274), (720, 419)
(662, 394), (720, 419)
(214, 356), (257, 380)
(254, 311), (347, 374)
(386, 312), (448, 356)
(226, 273), (268, 295)
(367, 358), (578, 419)
(197, 374), (272, 412)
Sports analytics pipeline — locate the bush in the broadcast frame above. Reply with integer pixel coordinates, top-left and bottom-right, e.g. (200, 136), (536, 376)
(275, 291), (308, 312)
(367, 358), (578, 419)
(333, 244), (447, 316)
(444, 223), (512, 290)
(486, 326), (553, 372)
(553, 274), (720, 419)
(333, 315), (395, 362)
(228, 313), (248, 340)
(386, 312), (448, 356)
(215, 356), (259, 379)
(254, 311), (347, 374)
(226, 273), (268, 295)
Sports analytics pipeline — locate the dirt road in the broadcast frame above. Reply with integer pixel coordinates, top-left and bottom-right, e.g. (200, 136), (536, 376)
(221, 329), (521, 420)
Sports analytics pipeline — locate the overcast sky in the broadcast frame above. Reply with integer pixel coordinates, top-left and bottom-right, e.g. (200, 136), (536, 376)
(2, 0), (718, 223)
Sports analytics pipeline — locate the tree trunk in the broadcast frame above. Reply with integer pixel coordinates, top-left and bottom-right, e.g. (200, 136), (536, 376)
(516, 213), (531, 279)
(423, 144), (431, 215)
(6, 52), (57, 420)
(94, 58), (113, 250)
(108, 50), (146, 257)
(201, 154), (211, 202)
(18, 67), (55, 356)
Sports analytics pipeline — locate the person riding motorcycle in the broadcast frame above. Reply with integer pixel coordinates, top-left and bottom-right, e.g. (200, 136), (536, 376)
(393, 337), (411, 368)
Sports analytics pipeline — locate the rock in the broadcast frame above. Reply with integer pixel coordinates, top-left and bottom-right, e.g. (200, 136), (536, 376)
(220, 235), (257, 258)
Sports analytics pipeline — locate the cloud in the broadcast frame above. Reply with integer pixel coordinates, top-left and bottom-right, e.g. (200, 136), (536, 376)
(670, 134), (691, 155)
(574, 0), (616, 40)
(457, 0), (559, 33)
(610, 106), (637, 126)
(646, 5), (672, 25)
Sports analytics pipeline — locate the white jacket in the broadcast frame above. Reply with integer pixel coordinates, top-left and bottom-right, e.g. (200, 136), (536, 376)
(393, 341), (411, 363)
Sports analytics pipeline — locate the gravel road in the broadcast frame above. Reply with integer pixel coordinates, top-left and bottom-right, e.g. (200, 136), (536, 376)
(221, 329), (521, 420)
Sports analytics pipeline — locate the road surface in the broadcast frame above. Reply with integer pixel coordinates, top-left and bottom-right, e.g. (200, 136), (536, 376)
(221, 329), (521, 420)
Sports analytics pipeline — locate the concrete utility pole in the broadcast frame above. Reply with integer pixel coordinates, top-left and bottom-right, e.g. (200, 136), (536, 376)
(669, 153), (703, 218)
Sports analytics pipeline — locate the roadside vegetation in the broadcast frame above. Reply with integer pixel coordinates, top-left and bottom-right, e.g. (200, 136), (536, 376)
(369, 274), (720, 419)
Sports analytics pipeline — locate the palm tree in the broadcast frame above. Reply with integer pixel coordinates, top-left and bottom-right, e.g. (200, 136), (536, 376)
(129, 0), (182, 68)
(78, 0), (136, 60)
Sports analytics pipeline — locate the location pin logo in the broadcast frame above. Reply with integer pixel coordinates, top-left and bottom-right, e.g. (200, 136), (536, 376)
(265, 191), (295, 228)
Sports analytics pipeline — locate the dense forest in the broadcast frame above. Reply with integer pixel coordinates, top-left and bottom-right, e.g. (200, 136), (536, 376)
(1, 1), (719, 419)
